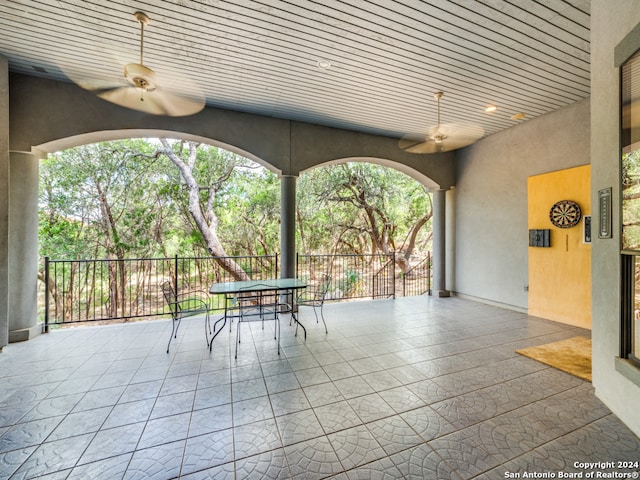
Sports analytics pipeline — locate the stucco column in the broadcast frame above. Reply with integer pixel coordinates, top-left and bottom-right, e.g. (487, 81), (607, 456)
(445, 187), (456, 292)
(9, 152), (41, 342)
(280, 175), (297, 278)
(432, 188), (450, 297)
(0, 56), (8, 350)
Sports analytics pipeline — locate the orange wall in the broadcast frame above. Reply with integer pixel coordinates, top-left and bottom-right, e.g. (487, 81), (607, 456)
(528, 165), (591, 329)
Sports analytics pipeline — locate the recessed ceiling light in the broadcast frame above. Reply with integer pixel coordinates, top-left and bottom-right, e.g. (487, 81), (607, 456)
(316, 59), (332, 70)
(485, 104), (497, 113)
(511, 112), (526, 120)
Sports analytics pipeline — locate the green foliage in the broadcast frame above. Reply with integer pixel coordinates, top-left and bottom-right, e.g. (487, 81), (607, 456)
(218, 164), (281, 256)
(39, 139), (161, 259)
(39, 140), (432, 266)
(296, 163), (432, 256)
(341, 269), (362, 296)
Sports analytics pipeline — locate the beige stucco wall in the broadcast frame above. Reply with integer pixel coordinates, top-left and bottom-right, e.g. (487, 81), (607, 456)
(454, 99), (590, 311)
(591, 1), (640, 436)
(8, 152), (40, 342)
(8, 74), (455, 189)
(0, 56), (9, 349)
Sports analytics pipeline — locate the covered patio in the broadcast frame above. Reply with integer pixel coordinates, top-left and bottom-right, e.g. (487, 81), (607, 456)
(1, 296), (637, 479)
(4, 1), (640, 476)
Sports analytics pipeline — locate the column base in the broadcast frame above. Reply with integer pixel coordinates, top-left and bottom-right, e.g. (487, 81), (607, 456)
(436, 290), (451, 298)
(9, 323), (42, 343)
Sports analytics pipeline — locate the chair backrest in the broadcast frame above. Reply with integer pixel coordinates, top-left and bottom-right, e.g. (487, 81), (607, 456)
(161, 281), (178, 315)
(320, 273), (331, 297)
(313, 273), (331, 301)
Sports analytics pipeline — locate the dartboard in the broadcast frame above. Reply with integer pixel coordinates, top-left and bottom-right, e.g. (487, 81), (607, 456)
(549, 200), (582, 228)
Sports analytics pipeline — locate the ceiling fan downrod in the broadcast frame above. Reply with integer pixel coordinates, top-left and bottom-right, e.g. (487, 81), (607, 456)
(434, 91), (443, 126)
(134, 11), (150, 65)
(432, 91), (445, 147)
(126, 12), (154, 102)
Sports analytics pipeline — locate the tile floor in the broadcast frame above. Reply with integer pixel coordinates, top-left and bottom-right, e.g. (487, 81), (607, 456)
(0, 296), (639, 479)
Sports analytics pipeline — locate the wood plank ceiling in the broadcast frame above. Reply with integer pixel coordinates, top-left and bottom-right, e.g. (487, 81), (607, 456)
(0, 0), (590, 142)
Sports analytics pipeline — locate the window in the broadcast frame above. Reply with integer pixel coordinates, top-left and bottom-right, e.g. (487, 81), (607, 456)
(621, 48), (640, 365)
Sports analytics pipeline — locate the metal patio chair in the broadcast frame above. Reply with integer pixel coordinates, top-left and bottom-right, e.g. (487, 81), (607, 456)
(161, 280), (211, 353)
(233, 284), (280, 359)
(296, 273), (330, 333)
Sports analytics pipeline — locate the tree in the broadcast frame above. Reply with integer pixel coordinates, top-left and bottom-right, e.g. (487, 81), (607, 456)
(39, 139), (162, 316)
(221, 168), (280, 256)
(40, 140), (433, 284)
(157, 138), (251, 280)
(297, 163), (432, 272)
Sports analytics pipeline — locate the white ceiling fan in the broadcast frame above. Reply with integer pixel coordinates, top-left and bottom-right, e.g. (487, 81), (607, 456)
(69, 11), (205, 117)
(399, 92), (484, 154)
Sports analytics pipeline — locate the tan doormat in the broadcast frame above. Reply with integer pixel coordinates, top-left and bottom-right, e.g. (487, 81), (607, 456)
(515, 336), (592, 382)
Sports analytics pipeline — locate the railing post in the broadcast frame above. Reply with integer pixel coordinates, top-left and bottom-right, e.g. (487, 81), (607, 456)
(44, 256), (50, 333)
(392, 252), (396, 299)
(428, 251), (432, 295)
(174, 254), (179, 298)
(371, 255), (375, 300)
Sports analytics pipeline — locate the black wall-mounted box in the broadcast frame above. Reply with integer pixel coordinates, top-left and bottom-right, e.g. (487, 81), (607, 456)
(529, 229), (551, 247)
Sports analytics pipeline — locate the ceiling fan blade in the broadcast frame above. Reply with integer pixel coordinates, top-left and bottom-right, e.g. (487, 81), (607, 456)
(152, 67), (206, 115)
(74, 77), (128, 95)
(146, 89), (205, 116)
(98, 86), (205, 116)
(435, 123), (485, 152)
(98, 86), (167, 115)
(399, 135), (426, 151)
(399, 135), (440, 154)
(428, 123), (485, 140)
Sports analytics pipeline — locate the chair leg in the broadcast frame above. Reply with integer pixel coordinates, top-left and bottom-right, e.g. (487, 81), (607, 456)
(174, 317), (181, 339)
(235, 320), (241, 359)
(205, 312), (211, 348)
(320, 305), (328, 334)
(276, 313), (280, 355)
(167, 316), (179, 353)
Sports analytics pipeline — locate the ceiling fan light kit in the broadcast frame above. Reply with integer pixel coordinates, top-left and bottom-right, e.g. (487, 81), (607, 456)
(124, 63), (157, 92)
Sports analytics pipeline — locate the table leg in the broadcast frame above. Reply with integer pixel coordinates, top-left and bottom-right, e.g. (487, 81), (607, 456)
(208, 299), (229, 352)
(291, 310), (306, 340)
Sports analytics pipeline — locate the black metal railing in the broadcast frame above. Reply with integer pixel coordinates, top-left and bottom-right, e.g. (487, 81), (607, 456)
(296, 252), (431, 301)
(41, 252), (430, 329)
(401, 254), (432, 297)
(42, 254), (278, 329)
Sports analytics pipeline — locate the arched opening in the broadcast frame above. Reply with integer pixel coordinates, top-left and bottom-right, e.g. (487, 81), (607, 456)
(34, 129), (281, 175)
(36, 138), (439, 327)
(296, 159), (435, 303)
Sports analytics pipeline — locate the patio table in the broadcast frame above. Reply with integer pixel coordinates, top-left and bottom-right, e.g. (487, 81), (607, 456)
(208, 278), (308, 351)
